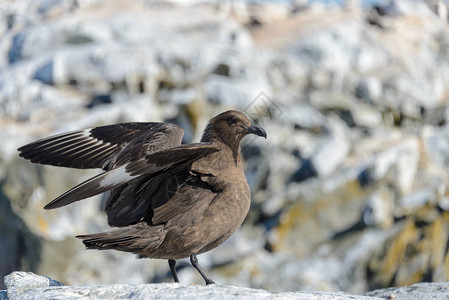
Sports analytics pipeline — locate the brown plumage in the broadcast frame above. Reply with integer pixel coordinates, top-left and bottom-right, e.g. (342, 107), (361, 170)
(17, 110), (266, 284)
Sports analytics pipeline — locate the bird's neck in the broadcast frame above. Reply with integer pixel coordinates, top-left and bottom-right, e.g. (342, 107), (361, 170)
(201, 126), (242, 166)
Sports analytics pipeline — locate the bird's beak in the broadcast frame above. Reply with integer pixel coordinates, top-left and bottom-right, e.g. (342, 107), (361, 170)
(244, 125), (267, 139)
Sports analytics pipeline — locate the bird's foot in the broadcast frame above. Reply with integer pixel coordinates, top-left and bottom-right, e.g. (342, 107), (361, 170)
(168, 259), (180, 283)
(190, 253), (215, 285)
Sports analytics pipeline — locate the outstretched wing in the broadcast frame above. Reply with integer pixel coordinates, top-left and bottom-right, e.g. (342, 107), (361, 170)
(43, 143), (220, 210)
(105, 168), (217, 227)
(17, 122), (184, 170)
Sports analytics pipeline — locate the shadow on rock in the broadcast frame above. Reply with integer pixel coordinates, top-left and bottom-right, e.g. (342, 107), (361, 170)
(0, 181), (41, 289)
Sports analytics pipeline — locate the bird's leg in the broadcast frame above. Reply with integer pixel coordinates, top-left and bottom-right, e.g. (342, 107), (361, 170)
(168, 259), (179, 283)
(190, 253), (215, 285)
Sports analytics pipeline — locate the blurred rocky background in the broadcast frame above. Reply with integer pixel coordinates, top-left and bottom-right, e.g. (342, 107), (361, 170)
(1, 0), (449, 294)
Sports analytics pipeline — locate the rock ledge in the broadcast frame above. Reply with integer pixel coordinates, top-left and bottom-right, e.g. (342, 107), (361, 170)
(2, 271), (377, 300)
(2, 271), (449, 300)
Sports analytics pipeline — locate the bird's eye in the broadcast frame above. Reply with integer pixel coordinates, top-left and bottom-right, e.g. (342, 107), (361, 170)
(228, 117), (238, 125)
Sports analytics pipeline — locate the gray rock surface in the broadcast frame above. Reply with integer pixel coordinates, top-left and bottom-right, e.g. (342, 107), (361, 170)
(365, 282), (449, 300)
(4, 272), (62, 300)
(3, 271), (449, 300)
(1, 271), (381, 300)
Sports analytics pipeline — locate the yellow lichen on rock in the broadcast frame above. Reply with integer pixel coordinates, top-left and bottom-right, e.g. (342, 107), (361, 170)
(273, 179), (368, 255)
(368, 209), (449, 289)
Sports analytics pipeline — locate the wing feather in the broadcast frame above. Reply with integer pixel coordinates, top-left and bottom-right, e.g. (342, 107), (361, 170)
(44, 143), (220, 210)
(18, 122), (184, 170)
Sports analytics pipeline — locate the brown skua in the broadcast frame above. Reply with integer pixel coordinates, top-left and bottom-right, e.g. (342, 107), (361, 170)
(18, 110), (266, 284)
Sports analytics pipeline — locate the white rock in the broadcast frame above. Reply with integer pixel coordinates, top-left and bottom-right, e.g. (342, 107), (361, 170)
(4, 271), (62, 300)
(2, 271), (383, 300)
(311, 117), (350, 178)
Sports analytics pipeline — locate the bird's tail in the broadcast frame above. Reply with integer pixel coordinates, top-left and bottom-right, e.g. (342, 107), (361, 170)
(76, 223), (166, 256)
(77, 231), (138, 251)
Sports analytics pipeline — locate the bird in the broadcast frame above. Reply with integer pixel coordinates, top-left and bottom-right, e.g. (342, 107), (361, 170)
(18, 110), (267, 285)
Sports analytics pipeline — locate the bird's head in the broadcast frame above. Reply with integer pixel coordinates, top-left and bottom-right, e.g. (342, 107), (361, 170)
(201, 110), (267, 146)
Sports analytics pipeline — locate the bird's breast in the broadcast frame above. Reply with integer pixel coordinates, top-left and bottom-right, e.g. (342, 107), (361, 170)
(206, 179), (250, 231)
(194, 180), (250, 254)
